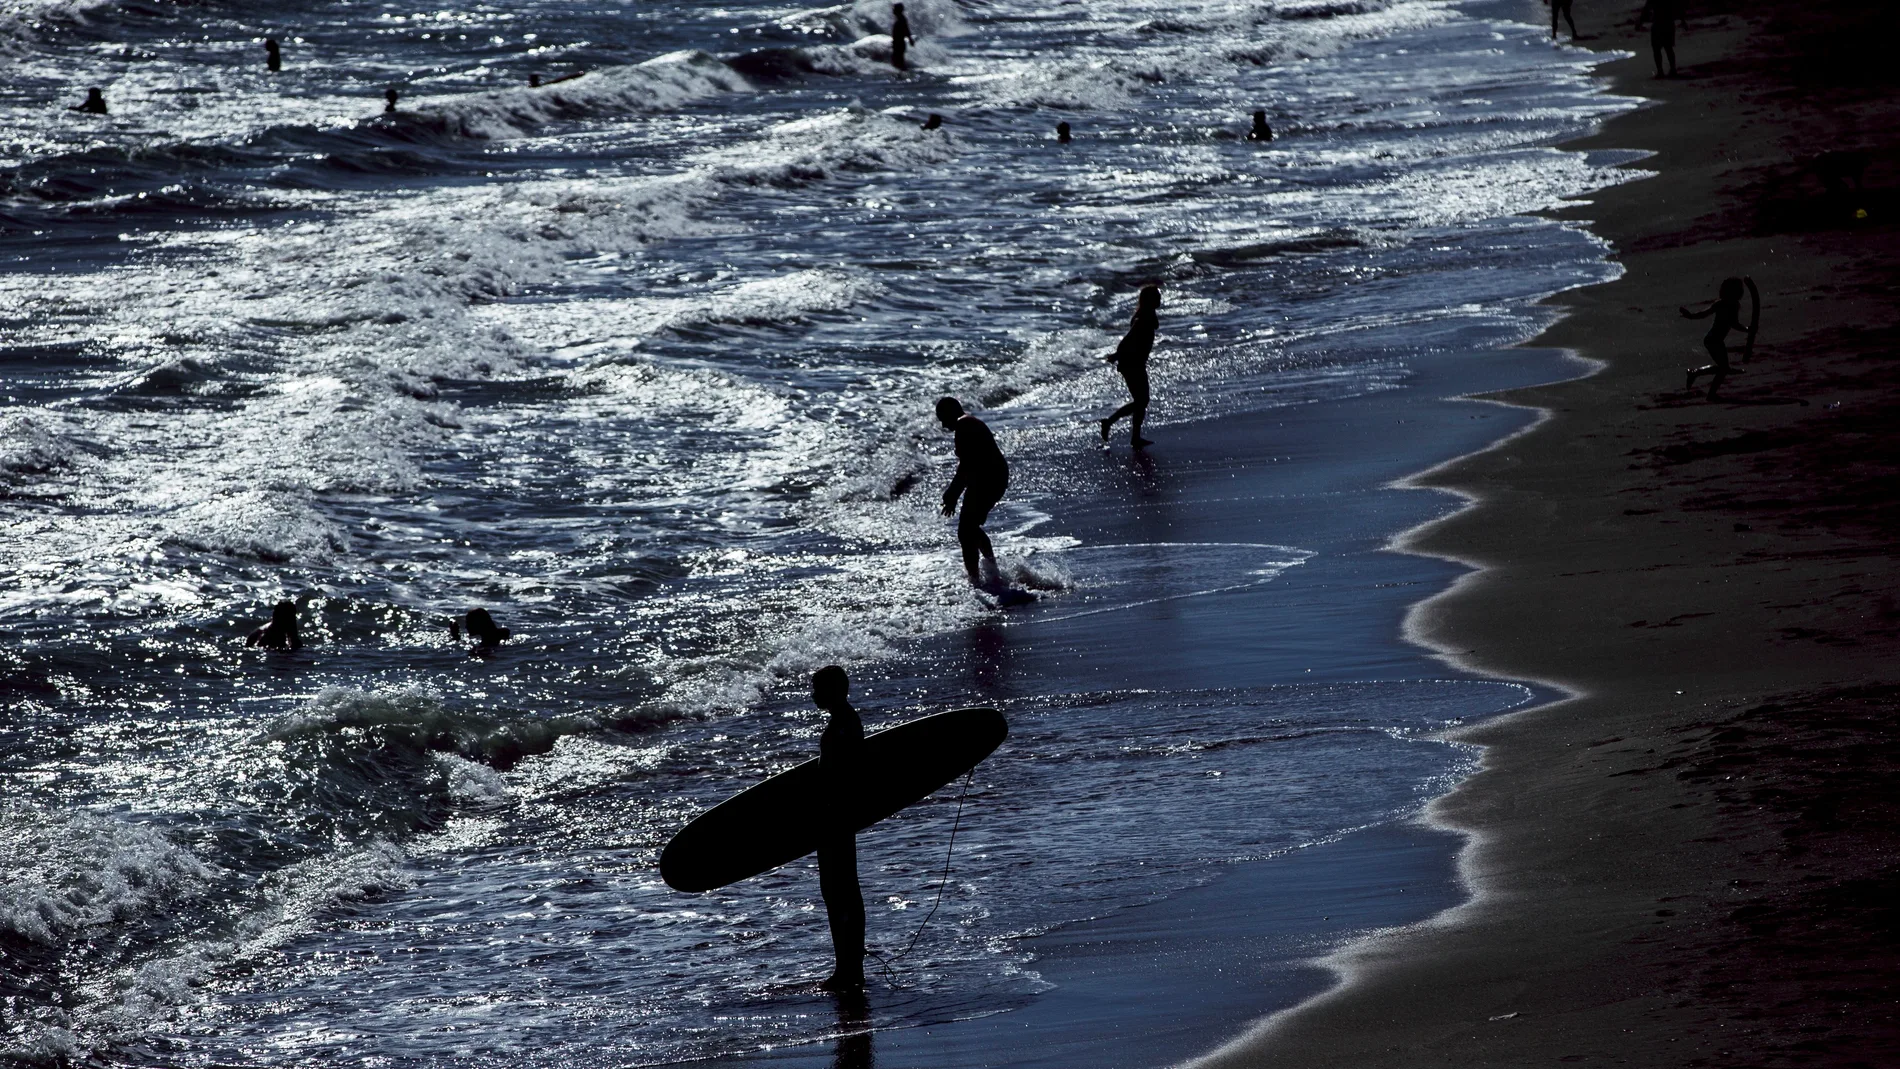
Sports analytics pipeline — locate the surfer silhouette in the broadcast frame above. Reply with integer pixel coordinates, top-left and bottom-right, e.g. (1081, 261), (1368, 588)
(890, 3), (915, 71)
(936, 397), (1010, 586)
(1099, 283), (1162, 448)
(450, 607), (511, 651)
(71, 88), (108, 115)
(1634, 0), (1685, 78)
(813, 665), (866, 990)
(384, 87), (399, 112)
(1681, 276), (1758, 400)
(1248, 110), (1273, 141)
(247, 600), (302, 650)
(264, 37), (282, 71)
(1057, 120), (1072, 143)
(921, 113), (943, 131)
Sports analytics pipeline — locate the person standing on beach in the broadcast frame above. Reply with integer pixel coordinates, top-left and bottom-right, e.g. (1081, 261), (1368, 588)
(890, 3), (916, 71)
(812, 665), (866, 991)
(1099, 284), (1162, 449)
(1547, 0), (1579, 40)
(1681, 275), (1757, 399)
(936, 397), (1009, 586)
(1634, 0), (1686, 78)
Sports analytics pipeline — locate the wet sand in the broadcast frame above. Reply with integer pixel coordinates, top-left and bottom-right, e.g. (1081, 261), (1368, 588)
(1192, 1), (1900, 1065)
(681, 331), (1580, 1068)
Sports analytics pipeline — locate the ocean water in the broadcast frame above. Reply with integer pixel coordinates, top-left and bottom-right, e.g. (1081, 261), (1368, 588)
(0, 0), (1636, 1064)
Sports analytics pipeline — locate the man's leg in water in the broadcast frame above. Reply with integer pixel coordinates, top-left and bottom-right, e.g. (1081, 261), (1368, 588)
(1125, 369), (1153, 447)
(818, 837), (865, 987)
(959, 486), (1003, 582)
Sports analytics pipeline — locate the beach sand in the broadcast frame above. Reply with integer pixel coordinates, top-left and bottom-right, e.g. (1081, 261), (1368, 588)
(1191, 1), (1900, 1065)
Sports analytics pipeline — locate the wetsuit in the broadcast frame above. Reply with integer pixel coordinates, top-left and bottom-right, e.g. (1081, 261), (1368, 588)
(818, 700), (865, 984)
(891, 11), (913, 70)
(944, 414), (1009, 577)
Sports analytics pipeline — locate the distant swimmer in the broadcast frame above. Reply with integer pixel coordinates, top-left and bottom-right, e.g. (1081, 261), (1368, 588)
(264, 37), (282, 72)
(1099, 283), (1162, 448)
(1547, 0), (1578, 40)
(247, 600), (303, 650)
(1634, 0), (1685, 78)
(529, 73), (541, 87)
(450, 607), (511, 651)
(1681, 276), (1758, 400)
(1056, 120), (1072, 143)
(384, 87), (399, 113)
(922, 113), (943, 131)
(890, 3), (916, 71)
(70, 88), (108, 115)
(936, 397), (1009, 586)
(1248, 110), (1273, 141)
(812, 665), (866, 990)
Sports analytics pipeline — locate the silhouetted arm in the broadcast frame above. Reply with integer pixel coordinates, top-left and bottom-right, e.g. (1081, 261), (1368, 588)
(942, 467), (966, 515)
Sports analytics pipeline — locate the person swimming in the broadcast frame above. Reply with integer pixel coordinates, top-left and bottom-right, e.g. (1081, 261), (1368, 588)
(1056, 120), (1072, 143)
(450, 607), (511, 650)
(921, 113), (943, 131)
(264, 37), (281, 72)
(811, 665), (866, 991)
(1099, 284), (1162, 448)
(890, 3), (915, 71)
(70, 88), (108, 115)
(936, 397), (1010, 586)
(1681, 276), (1757, 400)
(1248, 110), (1273, 141)
(384, 87), (399, 113)
(247, 600), (302, 650)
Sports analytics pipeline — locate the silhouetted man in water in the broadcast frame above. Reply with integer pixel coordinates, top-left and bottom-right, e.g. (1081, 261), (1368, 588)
(1056, 120), (1072, 143)
(450, 607), (511, 651)
(385, 87), (400, 112)
(890, 3), (915, 71)
(936, 397), (1009, 586)
(1248, 110), (1272, 141)
(1099, 283), (1161, 448)
(812, 665), (866, 990)
(71, 88), (107, 115)
(264, 37), (282, 72)
(247, 600), (302, 650)
(1634, 0), (1685, 77)
(921, 113), (942, 131)
(1681, 276), (1757, 400)
(1547, 0), (1578, 40)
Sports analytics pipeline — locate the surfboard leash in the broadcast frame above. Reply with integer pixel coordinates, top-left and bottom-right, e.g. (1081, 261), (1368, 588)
(868, 768), (974, 982)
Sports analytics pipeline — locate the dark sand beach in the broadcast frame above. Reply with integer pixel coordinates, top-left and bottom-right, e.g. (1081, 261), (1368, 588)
(1194, 1), (1900, 1065)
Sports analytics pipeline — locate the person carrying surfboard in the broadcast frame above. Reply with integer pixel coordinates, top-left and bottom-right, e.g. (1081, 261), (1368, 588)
(813, 665), (866, 990)
(935, 397), (1010, 587)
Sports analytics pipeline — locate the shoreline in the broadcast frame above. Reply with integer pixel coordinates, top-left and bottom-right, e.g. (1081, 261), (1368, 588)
(1194, 1), (1900, 1065)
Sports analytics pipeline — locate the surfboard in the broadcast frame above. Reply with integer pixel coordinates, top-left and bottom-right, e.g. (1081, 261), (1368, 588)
(660, 707), (1007, 893)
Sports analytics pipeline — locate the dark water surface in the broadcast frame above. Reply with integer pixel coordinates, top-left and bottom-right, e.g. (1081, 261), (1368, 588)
(3, 0), (1634, 1063)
